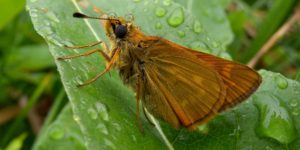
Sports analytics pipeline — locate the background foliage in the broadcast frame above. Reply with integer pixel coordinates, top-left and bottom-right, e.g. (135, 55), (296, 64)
(0, 0), (299, 149)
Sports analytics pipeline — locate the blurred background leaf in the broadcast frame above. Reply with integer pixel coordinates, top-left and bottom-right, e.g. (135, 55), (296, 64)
(0, 0), (26, 30)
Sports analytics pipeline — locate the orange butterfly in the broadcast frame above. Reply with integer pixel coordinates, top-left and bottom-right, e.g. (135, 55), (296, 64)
(58, 12), (261, 130)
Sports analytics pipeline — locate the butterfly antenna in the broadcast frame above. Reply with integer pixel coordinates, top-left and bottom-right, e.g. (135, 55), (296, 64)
(73, 12), (116, 21)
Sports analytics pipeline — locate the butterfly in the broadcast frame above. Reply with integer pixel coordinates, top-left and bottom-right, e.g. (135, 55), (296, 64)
(58, 12), (261, 130)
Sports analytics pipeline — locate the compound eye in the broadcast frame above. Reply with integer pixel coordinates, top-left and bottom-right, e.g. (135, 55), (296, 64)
(115, 25), (127, 38)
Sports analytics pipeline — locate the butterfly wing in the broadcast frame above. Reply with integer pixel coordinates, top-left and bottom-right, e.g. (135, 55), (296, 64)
(186, 50), (262, 110)
(139, 38), (227, 128)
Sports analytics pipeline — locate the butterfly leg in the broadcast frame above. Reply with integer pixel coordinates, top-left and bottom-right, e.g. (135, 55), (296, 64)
(136, 74), (144, 133)
(64, 40), (103, 49)
(57, 48), (110, 62)
(76, 48), (121, 87)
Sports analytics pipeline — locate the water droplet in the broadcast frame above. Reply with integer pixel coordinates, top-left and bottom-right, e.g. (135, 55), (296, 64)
(253, 92), (297, 144)
(155, 7), (166, 17)
(274, 75), (288, 89)
(112, 123), (122, 131)
(163, 0), (172, 6)
(104, 139), (116, 149)
(289, 98), (299, 107)
(292, 108), (299, 116)
(193, 20), (202, 33)
(264, 146), (274, 150)
(31, 8), (38, 13)
(197, 124), (209, 134)
(220, 52), (232, 60)
(133, 0), (141, 2)
(189, 41), (210, 53)
(95, 102), (109, 121)
(155, 22), (162, 29)
(167, 7), (184, 27)
(143, 8), (148, 12)
(97, 123), (109, 135)
(25, 5), (30, 11)
(29, 8), (38, 18)
(211, 41), (219, 48)
(46, 11), (60, 23)
(88, 108), (98, 120)
(73, 115), (80, 122)
(177, 30), (185, 38)
(31, 12), (38, 18)
(49, 126), (65, 140)
(131, 135), (137, 142)
(74, 76), (83, 85)
(39, 26), (54, 35)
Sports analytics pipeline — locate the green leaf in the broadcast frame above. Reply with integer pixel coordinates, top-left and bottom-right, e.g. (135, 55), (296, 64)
(4, 44), (55, 82)
(0, 0), (26, 30)
(33, 104), (86, 150)
(27, 0), (300, 149)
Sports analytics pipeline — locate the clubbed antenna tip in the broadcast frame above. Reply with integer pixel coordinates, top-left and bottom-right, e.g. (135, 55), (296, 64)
(73, 12), (87, 18)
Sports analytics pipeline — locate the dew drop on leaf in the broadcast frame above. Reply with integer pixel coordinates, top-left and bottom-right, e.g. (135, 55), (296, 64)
(220, 52), (232, 60)
(97, 123), (109, 135)
(155, 22), (162, 30)
(112, 123), (122, 131)
(264, 146), (274, 150)
(73, 114), (80, 122)
(46, 11), (60, 23)
(177, 30), (185, 38)
(253, 92), (296, 144)
(155, 7), (166, 17)
(167, 7), (184, 27)
(88, 107), (98, 120)
(95, 102), (109, 121)
(133, 0), (141, 3)
(211, 41), (219, 48)
(49, 126), (65, 140)
(163, 0), (172, 6)
(274, 74), (288, 89)
(74, 76), (83, 85)
(292, 108), (299, 116)
(289, 98), (299, 107)
(189, 41), (209, 53)
(193, 20), (203, 33)
(30, 8), (38, 17)
(104, 139), (116, 149)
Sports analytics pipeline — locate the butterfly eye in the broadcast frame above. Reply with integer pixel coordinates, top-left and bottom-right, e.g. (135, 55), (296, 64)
(115, 25), (127, 38)
(125, 13), (134, 22)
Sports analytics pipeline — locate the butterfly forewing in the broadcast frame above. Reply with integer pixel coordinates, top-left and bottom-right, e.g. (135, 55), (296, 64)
(141, 38), (226, 128)
(188, 50), (262, 110)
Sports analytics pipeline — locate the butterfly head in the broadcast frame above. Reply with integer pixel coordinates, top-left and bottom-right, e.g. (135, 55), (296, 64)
(72, 12), (145, 46)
